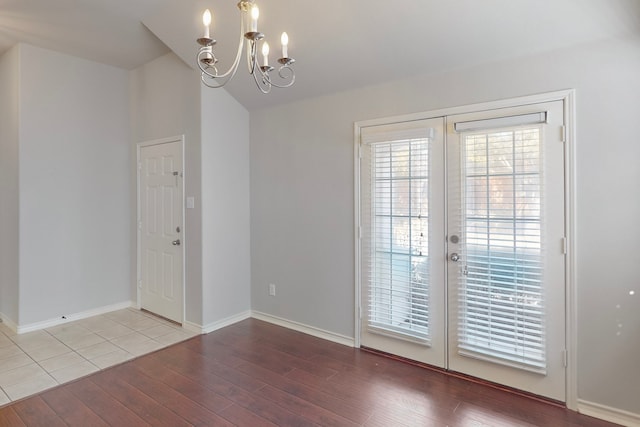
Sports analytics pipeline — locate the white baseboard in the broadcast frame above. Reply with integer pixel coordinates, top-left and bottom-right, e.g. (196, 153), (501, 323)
(14, 301), (135, 334)
(182, 321), (203, 334)
(0, 312), (18, 334)
(184, 310), (252, 334)
(251, 311), (355, 347)
(578, 399), (640, 427)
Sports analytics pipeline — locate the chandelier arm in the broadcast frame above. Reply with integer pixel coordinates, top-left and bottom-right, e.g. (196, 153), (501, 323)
(249, 43), (272, 93)
(215, 13), (246, 80)
(197, 53), (220, 79)
(248, 38), (257, 75)
(254, 64), (295, 89)
(267, 65), (295, 88)
(201, 71), (227, 88)
(201, 74), (223, 88)
(251, 45), (295, 90)
(246, 38), (254, 74)
(227, 17), (247, 78)
(252, 70), (272, 94)
(196, 10), (248, 88)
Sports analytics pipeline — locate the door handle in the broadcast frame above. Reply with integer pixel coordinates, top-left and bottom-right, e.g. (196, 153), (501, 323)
(450, 253), (460, 262)
(172, 239), (181, 246)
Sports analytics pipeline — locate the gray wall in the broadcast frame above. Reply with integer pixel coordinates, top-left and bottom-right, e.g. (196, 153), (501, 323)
(0, 46), (20, 324)
(250, 34), (640, 415)
(17, 44), (131, 325)
(131, 52), (252, 329)
(201, 87), (251, 327)
(130, 52), (203, 326)
(250, 97), (354, 335)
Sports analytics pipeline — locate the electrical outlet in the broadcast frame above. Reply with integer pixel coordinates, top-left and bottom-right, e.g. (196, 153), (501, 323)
(269, 283), (276, 296)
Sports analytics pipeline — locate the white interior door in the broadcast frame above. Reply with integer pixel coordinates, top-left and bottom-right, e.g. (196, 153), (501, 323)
(139, 140), (184, 324)
(358, 100), (567, 401)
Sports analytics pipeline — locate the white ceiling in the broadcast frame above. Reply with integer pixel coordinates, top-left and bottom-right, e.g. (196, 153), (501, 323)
(1, 0), (639, 110)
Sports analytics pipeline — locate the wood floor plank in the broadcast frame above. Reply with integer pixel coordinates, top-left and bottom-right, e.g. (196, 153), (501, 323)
(255, 384), (360, 427)
(216, 403), (279, 427)
(284, 367), (378, 413)
(235, 360), (372, 424)
(195, 330), (339, 379)
(365, 406), (441, 427)
(40, 388), (110, 427)
(0, 406), (27, 427)
(10, 396), (66, 427)
(222, 390), (318, 427)
(295, 353), (464, 419)
(156, 344), (268, 391)
(129, 356), (239, 413)
(90, 370), (193, 427)
(65, 378), (151, 426)
(182, 337), (249, 369)
(451, 401), (540, 427)
(146, 349), (319, 427)
(112, 363), (235, 427)
(195, 336), (300, 376)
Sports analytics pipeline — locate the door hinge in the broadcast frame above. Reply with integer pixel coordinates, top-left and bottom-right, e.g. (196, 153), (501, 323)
(358, 306), (362, 319)
(137, 162), (142, 171)
(138, 221), (142, 231)
(562, 349), (568, 368)
(358, 226), (362, 239)
(137, 279), (142, 289)
(560, 125), (566, 143)
(561, 237), (567, 255)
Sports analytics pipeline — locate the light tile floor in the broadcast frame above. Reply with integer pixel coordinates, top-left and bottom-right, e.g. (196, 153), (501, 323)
(0, 308), (198, 405)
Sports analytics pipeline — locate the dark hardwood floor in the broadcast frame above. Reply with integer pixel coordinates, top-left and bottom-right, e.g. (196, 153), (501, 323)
(0, 318), (619, 426)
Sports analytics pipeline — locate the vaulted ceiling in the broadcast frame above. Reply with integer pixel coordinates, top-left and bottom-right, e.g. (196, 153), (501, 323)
(1, 0), (639, 110)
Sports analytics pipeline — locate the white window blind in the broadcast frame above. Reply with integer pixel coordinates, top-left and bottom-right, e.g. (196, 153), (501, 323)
(457, 125), (547, 372)
(361, 122), (433, 343)
(454, 112), (548, 133)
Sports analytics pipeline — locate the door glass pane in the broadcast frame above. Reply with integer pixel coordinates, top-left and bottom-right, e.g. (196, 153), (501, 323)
(368, 139), (431, 341)
(458, 127), (546, 371)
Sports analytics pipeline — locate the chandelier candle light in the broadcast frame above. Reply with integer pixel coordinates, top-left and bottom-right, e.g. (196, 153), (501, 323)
(196, 1), (296, 93)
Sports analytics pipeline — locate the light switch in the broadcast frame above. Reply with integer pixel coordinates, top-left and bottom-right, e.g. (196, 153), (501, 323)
(186, 197), (195, 209)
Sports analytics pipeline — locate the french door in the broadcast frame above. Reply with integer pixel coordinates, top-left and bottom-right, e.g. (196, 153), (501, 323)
(358, 100), (566, 401)
(359, 118), (447, 368)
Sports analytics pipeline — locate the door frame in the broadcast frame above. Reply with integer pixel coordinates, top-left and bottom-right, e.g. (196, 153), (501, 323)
(354, 89), (577, 409)
(136, 135), (186, 324)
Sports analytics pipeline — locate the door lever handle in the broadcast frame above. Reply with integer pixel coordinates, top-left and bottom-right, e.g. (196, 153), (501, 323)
(172, 239), (181, 246)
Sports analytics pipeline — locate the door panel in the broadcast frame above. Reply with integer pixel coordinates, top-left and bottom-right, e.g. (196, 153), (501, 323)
(359, 117), (446, 367)
(139, 141), (183, 323)
(446, 101), (566, 401)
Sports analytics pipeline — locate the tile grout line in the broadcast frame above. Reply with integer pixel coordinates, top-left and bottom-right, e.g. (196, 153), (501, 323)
(0, 308), (198, 404)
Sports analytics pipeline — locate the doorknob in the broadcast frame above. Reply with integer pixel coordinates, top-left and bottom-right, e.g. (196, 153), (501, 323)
(172, 239), (181, 246)
(450, 253), (460, 262)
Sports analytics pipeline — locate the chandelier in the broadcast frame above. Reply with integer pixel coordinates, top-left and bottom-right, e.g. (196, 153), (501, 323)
(196, 1), (296, 94)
